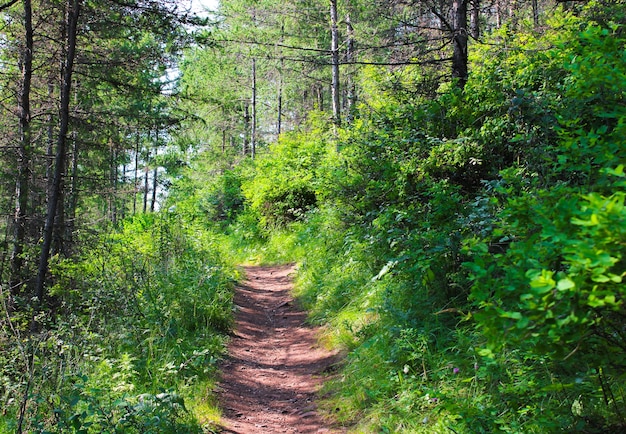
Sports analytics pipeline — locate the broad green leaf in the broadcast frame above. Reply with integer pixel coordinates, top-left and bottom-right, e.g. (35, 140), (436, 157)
(557, 277), (576, 291)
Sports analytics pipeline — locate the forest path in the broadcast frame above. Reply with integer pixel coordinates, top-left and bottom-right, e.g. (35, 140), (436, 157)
(216, 264), (344, 434)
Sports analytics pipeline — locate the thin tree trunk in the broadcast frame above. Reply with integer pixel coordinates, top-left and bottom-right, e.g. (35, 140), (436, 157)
(35, 0), (81, 302)
(509, 0), (519, 28)
(143, 153), (149, 213)
(532, 0), (539, 27)
(345, 13), (356, 124)
(133, 131), (139, 215)
(150, 129), (158, 212)
(317, 85), (323, 111)
(330, 0), (341, 127)
(243, 101), (250, 156)
(276, 62), (284, 136)
(150, 167), (157, 212)
(121, 162), (126, 220)
(11, 0), (34, 294)
(451, 0), (468, 89)
(470, 0), (480, 39)
(111, 146), (118, 224)
(58, 80), (79, 256)
(495, 0), (502, 28)
(277, 22), (285, 137)
(277, 59), (283, 136)
(65, 118), (78, 248)
(251, 57), (257, 159)
(52, 173), (65, 256)
(46, 84), (54, 181)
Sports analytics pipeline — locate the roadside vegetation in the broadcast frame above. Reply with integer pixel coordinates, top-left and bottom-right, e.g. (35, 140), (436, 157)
(185, 5), (625, 432)
(1, 1), (624, 433)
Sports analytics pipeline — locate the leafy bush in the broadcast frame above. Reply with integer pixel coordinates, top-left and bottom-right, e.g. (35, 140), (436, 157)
(0, 212), (233, 432)
(240, 4), (626, 433)
(241, 115), (335, 228)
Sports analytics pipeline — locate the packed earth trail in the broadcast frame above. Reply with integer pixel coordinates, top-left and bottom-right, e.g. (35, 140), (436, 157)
(216, 265), (345, 434)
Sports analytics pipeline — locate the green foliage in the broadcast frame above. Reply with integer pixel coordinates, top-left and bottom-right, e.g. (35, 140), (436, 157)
(165, 152), (245, 227)
(468, 183), (626, 359)
(52, 368), (200, 433)
(4, 1), (621, 433)
(241, 116), (335, 228)
(222, 3), (626, 433)
(0, 212), (233, 432)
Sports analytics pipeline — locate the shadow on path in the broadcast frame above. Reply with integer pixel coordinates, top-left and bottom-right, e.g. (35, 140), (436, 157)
(216, 265), (344, 434)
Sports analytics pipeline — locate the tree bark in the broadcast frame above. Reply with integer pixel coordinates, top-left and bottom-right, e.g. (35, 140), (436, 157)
(111, 146), (118, 223)
(11, 0), (34, 294)
(65, 117), (79, 248)
(150, 129), (158, 212)
(495, 0), (502, 28)
(35, 0), (81, 302)
(150, 167), (157, 212)
(470, 0), (480, 39)
(133, 130), (139, 215)
(345, 13), (356, 124)
(277, 57), (283, 136)
(330, 0), (341, 127)
(251, 57), (257, 159)
(243, 101), (250, 156)
(451, 0), (468, 89)
(143, 152), (149, 213)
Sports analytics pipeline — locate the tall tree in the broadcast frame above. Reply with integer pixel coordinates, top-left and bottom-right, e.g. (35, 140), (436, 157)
(452, 0), (469, 88)
(35, 0), (81, 301)
(330, 0), (341, 126)
(10, 0), (33, 294)
(470, 0), (480, 39)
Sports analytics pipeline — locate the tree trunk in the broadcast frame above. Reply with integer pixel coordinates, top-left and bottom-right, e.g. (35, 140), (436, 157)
(111, 146), (118, 224)
(52, 172), (65, 256)
(470, 0), (480, 39)
(330, 0), (341, 127)
(243, 101), (250, 156)
(251, 57), (257, 159)
(150, 129), (157, 212)
(150, 167), (157, 212)
(65, 119), (79, 248)
(316, 85), (324, 111)
(451, 0), (468, 89)
(143, 154), (149, 213)
(35, 0), (81, 302)
(495, 0), (502, 28)
(345, 13), (356, 124)
(133, 131), (139, 215)
(532, 0), (539, 27)
(120, 162), (126, 220)
(509, 0), (519, 28)
(11, 0), (34, 294)
(277, 56), (284, 136)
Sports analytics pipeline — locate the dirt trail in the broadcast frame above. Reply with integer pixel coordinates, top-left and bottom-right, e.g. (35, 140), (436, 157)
(216, 265), (344, 434)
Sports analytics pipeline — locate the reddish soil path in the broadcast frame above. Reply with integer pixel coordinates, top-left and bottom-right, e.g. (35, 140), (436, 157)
(216, 265), (344, 434)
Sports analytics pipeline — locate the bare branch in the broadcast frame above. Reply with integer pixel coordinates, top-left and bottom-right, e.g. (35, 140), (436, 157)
(0, 0), (18, 11)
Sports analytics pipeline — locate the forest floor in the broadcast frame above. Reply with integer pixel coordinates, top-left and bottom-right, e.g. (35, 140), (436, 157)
(216, 264), (346, 434)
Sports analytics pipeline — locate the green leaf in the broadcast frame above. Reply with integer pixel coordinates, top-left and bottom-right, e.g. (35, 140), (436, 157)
(556, 277), (575, 291)
(501, 311), (522, 320)
(528, 270), (555, 294)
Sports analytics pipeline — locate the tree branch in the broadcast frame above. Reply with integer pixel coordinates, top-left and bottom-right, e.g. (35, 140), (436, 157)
(0, 0), (18, 11)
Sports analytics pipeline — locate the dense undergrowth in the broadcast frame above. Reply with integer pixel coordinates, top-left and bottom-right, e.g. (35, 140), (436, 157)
(0, 212), (235, 432)
(3, 3), (624, 433)
(199, 5), (625, 433)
